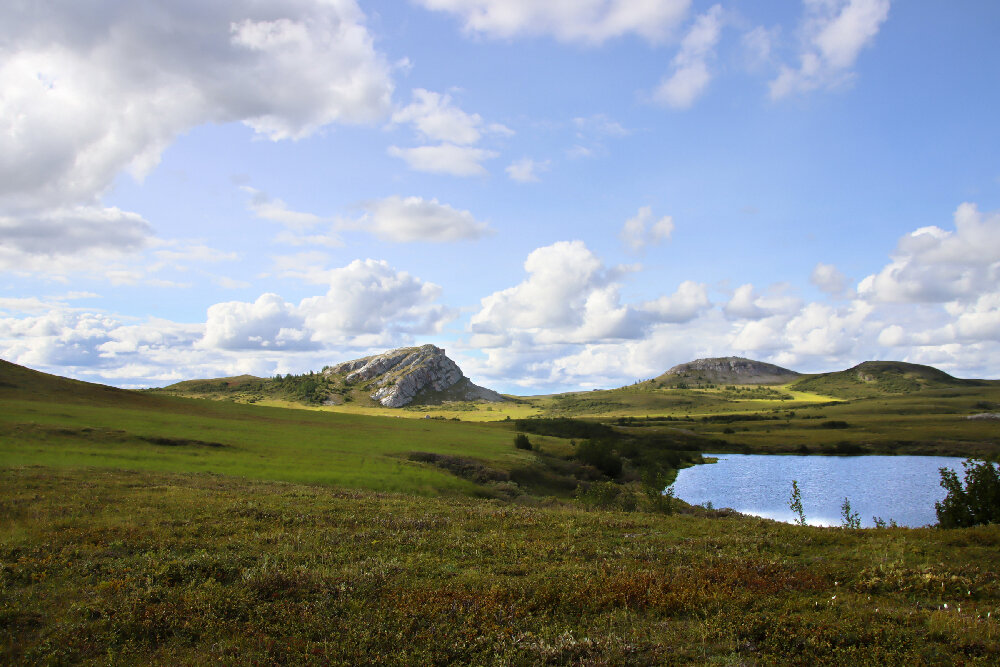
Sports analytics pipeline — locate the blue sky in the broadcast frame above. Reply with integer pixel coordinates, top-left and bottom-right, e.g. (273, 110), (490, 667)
(2, 0), (999, 393)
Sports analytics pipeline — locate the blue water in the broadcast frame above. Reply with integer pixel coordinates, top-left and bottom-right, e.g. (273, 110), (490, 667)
(670, 454), (969, 528)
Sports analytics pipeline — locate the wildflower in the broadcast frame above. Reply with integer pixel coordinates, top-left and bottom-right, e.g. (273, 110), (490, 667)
(943, 603), (948, 609)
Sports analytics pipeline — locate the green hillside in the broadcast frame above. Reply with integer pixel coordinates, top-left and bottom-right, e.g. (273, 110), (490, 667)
(0, 360), (710, 499)
(792, 361), (987, 399)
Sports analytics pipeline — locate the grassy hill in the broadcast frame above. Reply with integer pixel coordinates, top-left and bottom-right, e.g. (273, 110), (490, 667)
(792, 361), (987, 399)
(0, 360), (713, 499)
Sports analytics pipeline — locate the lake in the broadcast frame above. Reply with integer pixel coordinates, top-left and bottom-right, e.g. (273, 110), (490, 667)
(670, 453), (969, 528)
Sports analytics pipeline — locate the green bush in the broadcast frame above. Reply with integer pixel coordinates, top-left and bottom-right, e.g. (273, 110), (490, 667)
(513, 433), (532, 450)
(935, 458), (1000, 528)
(575, 440), (622, 478)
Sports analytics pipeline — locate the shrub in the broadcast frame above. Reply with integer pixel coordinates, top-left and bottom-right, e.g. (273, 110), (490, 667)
(841, 497), (861, 529)
(574, 440), (622, 478)
(935, 458), (1000, 528)
(513, 433), (532, 450)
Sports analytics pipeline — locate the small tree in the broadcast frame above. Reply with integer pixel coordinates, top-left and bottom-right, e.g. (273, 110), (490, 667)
(788, 480), (806, 526)
(513, 433), (532, 450)
(841, 497), (861, 529)
(935, 458), (1000, 528)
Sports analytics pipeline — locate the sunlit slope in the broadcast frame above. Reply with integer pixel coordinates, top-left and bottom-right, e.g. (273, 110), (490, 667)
(791, 360), (991, 399)
(0, 359), (528, 495)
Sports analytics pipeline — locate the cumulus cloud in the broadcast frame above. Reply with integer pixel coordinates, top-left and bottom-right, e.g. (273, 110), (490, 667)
(350, 196), (492, 242)
(415, 0), (692, 45)
(202, 258), (454, 352)
(0, 0), (393, 282)
(770, 0), (890, 99)
(1, 256), (456, 385)
(202, 293), (312, 351)
(506, 158), (550, 183)
(620, 206), (675, 252)
(0, 1), (392, 214)
(387, 144), (498, 176)
(654, 4), (724, 109)
(469, 241), (712, 353)
(641, 281), (710, 323)
(858, 203), (1000, 303)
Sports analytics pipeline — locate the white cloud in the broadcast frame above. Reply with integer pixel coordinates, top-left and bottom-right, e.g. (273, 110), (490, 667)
(388, 88), (509, 177)
(770, 0), (890, 99)
(388, 144), (498, 176)
(641, 281), (710, 323)
(202, 293), (312, 351)
(243, 187), (328, 230)
(203, 258), (455, 351)
(506, 158), (550, 183)
(245, 188), (489, 244)
(392, 89), (502, 145)
(0, 0), (393, 282)
(858, 203), (1000, 303)
(301, 259), (455, 344)
(620, 206), (675, 252)
(654, 4), (724, 109)
(469, 241), (710, 352)
(1, 1), (392, 214)
(0, 206), (154, 273)
(351, 196), (492, 242)
(415, 0), (692, 45)
(724, 284), (767, 320)
(811, 262), (850, 296)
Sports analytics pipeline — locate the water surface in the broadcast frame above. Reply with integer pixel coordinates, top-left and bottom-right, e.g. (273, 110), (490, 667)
(670, 454), (968, 527)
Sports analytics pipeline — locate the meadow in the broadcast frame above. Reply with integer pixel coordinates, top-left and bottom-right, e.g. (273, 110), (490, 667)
(4, 467), (1000, 664)
(3, 359), (1000, 663)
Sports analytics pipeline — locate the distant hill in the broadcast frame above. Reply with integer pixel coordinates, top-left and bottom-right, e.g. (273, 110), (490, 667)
(655, 357), (801, 387)
(790, 360), (987, 398)
(156, 344), (506, 408)
(0, 358), (158, 407)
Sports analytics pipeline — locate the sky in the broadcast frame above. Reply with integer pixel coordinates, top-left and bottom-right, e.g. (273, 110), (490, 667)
(2, 0), (1000, 394)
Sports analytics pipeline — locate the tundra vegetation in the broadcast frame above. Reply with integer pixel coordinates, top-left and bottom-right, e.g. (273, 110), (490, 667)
(2, 358), (1000, 662)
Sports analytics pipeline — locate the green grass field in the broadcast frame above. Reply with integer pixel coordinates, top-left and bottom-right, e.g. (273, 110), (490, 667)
(3, 359), (1000, 662)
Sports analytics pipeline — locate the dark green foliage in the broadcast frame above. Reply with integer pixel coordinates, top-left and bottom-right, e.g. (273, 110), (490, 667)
(935, 458), (1000, 528)
(513, 433), (532, 450)
(514, 417), (617, 440)
(819, 420), (850, 429)
(574, 439), (622, 478)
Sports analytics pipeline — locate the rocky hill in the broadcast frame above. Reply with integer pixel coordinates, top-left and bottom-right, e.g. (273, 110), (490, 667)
(657, 357), (801, 386)
(323, 344), (505, 408)
(153, 344), (505, 408)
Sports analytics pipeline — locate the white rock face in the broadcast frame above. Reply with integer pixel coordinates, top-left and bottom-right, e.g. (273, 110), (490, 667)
(325, 344), (503, 408)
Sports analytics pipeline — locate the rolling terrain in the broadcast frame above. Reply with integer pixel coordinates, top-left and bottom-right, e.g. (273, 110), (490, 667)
(3, 356), (1000, 662)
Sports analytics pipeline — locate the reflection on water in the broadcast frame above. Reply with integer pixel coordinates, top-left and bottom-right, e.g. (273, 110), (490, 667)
(670, 454), (967, 528)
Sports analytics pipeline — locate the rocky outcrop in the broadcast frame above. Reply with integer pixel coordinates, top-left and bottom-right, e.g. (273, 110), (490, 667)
(660, 357), (801, 385)
(324, 344), (505, 408)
